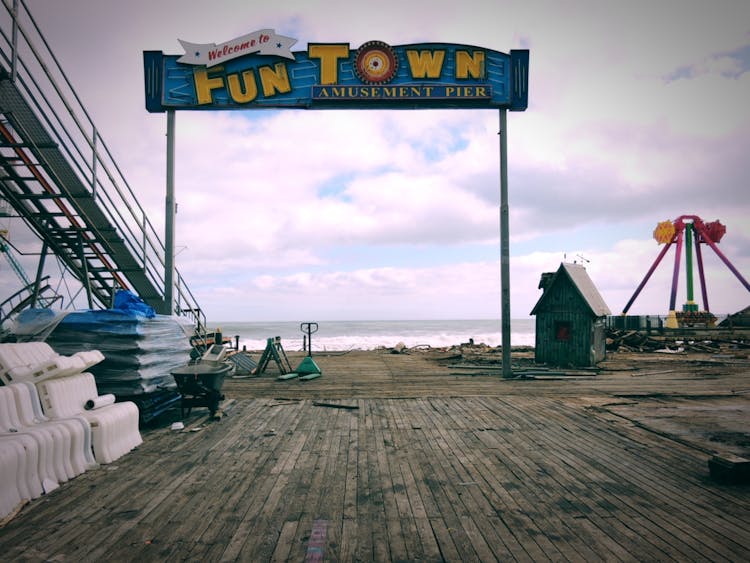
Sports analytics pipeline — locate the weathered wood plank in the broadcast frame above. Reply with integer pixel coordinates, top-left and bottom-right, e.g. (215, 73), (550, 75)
(431, 397), (576, 562)
(524, 396), (750, 560)
(338, 401), (360, 561)
(473, 396), (652, 561)
(1, 350), (749, 562)
(371, 400), (410, 561)
(245, 401), (339, 562)
(484, 395), (698, 560)
(484, 395), (748, 561)
(218, 416), (311, 561)
(411, 399), (509, 561)
(387, 399), (444, 562)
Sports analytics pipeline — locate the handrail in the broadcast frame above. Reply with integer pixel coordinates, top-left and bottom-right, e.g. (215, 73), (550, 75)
(0, 1), (162, 284)
(0, 276), (62, 328)
(0, 0), (205, 331)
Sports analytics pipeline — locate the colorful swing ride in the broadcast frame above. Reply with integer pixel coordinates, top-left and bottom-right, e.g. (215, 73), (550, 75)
(622, 214), (750, 329)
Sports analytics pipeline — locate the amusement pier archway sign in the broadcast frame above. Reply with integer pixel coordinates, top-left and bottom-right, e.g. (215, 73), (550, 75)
(144, 31), (529, 376)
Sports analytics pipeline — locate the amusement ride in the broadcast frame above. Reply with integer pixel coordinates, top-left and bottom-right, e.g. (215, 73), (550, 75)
(622, 215), (750, 328)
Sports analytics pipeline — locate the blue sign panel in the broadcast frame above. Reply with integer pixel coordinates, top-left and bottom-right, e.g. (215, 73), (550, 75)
(144, 39), (528, 112)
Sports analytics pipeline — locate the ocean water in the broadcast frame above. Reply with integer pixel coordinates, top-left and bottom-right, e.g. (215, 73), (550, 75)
(212, 319), (535, 352)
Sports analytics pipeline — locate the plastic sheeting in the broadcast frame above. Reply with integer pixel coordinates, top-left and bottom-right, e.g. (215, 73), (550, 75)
(13, 307), (194, 397)
(11, 291), (195, 424)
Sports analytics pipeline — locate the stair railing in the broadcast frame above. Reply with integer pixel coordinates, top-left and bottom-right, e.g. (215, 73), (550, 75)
(0, 0), (204, 331)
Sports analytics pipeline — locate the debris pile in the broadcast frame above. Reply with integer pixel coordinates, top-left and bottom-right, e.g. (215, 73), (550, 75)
(606, 329), (749, 354)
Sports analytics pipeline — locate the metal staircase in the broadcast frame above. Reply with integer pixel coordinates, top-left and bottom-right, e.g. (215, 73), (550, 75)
(0, 0), (205, 332)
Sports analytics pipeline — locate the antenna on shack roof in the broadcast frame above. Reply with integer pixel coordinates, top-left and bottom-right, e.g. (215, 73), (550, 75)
(575, 254), (590, 264)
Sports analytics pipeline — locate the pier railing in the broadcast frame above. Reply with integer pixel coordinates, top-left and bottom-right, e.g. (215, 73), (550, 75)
(0, 0), (204, 333)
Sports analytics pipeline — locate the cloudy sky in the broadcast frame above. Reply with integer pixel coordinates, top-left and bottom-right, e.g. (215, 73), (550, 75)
(2, 0), (749, 322)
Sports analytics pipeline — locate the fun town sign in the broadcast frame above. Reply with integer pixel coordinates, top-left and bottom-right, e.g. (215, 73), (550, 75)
(144, 30), (529, 112)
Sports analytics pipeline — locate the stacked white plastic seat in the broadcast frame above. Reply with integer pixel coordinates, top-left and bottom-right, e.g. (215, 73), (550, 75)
(0, 387), (60, 494)
(0, 342), (143, 521)
(0, 439), (23, 515)
(0, 391), (51, 521)
(0, 434), (44, 516)
(0, 341), (140, 464)
(0, 342), (103, 386)
(0, 437), (39, 519)
(10, 381), (97, 475)
(36, 372), (142, 464)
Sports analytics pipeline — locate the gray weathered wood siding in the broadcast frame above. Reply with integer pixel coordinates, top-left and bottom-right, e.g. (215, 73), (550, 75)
(535, 310), (594, 366)
(533, 274), (607, 367)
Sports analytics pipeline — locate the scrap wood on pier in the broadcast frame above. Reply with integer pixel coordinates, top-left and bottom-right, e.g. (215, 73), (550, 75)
(606, 328), (749, 354)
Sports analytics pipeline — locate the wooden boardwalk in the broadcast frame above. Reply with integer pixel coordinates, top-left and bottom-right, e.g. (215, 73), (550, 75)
(1, 349), (749, 561)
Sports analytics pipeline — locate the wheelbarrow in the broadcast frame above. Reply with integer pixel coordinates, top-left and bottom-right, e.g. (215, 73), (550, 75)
(170, 360), (233, 417)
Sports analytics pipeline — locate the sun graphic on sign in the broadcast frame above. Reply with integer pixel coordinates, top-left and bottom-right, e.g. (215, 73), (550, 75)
(354, 41), (398, 84)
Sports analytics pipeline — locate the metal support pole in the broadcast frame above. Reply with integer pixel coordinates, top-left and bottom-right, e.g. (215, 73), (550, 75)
(498, 109), (512, 378)
(77, 232), (93, 309)
(621, 240), (673, 314)
(694, 239), (710, 312)
(693, 221), (750, 292)
(684, 223), (695, 307)
(31, 240), (48, 308)
(664, 226), (684, 329)
(668, 228), (684, 312)
(164, 110), (176, 315)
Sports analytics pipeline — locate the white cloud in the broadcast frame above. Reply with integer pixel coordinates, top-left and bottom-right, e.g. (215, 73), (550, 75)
(3, 0), (749, 323)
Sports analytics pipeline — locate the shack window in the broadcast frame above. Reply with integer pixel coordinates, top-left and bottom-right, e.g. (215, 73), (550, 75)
(555, 321), (571, 341)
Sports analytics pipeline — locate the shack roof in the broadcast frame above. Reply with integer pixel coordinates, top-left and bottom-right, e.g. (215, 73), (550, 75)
(530, 262), (612, 317)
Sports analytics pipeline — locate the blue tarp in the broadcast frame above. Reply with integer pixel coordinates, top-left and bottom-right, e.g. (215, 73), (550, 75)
(113, 289), (156, 318)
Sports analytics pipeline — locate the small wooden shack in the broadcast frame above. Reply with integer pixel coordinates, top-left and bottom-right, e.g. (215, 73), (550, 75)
(531, 262), (611, 367)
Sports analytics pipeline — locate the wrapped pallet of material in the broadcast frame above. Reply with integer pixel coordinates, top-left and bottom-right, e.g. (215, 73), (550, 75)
(12, 291), (194, 424)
